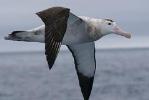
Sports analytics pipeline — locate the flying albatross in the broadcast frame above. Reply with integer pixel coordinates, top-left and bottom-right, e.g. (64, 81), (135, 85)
(5, 7), (131, 100)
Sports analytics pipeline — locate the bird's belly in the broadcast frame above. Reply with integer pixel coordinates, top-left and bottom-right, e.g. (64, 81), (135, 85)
(62, 26), (92, 45)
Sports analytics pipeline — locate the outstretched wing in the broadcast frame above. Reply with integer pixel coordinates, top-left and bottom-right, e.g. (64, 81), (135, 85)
(67, 42), (96, 100)
(36, 7), (87, 70)
(36, 7), (70, 69)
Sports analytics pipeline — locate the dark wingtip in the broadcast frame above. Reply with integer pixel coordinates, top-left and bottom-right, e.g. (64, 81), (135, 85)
(4, 36), (9, 40)
(36, 12), (41, 18)
(4, 31), (26, 41)
(11, 31), (25, 35)
(78, 73), (94, 100)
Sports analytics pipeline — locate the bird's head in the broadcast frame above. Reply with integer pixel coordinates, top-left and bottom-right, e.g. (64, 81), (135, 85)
(99, 19), (131, 39)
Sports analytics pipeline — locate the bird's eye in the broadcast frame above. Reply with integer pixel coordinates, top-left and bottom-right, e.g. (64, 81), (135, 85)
(108, 23), (112, 25)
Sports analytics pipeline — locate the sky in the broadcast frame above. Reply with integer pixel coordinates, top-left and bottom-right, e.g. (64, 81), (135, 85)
(0, 0), (149, 52)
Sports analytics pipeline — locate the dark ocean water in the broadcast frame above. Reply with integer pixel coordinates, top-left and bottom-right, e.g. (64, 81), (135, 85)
(0, 48), (149, 100)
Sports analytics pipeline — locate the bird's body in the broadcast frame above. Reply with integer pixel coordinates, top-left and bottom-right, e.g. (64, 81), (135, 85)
(5, 7), (131, 100)
(19, 15), (102, 45)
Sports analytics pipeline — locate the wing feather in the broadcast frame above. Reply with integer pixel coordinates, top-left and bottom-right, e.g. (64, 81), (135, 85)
(37, 7), (70, 69)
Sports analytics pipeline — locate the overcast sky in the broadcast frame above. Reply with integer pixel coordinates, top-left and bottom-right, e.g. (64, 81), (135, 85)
(0, 0), (149, 52)
(0, 0), (148, 36)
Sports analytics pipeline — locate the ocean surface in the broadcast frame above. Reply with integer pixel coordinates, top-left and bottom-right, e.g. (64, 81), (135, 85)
(0, 48), (149, 100)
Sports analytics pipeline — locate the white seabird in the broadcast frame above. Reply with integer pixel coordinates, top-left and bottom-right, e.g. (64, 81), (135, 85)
(5, 7), (131, 100)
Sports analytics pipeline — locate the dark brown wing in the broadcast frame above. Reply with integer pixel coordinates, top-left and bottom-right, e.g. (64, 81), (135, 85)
(36, 7), (70, 69)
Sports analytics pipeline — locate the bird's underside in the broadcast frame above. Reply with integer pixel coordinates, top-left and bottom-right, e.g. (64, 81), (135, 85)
(36, 7), (97, 100)
(67, 42), (96, 100)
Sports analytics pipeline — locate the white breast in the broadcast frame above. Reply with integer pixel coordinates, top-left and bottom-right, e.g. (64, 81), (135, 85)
(62, 14), (100, 45)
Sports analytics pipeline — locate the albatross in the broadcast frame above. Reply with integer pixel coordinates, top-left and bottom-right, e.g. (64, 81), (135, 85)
(5, 7), (131, 100)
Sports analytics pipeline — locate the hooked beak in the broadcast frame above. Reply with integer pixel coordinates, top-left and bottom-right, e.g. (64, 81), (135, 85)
(112, 26), (131, 39)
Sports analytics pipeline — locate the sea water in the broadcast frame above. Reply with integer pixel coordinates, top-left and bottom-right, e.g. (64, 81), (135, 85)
(0, 48), (149, 100)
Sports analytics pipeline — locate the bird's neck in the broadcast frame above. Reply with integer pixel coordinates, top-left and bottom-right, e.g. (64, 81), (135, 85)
(81, 17), (104, 40)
